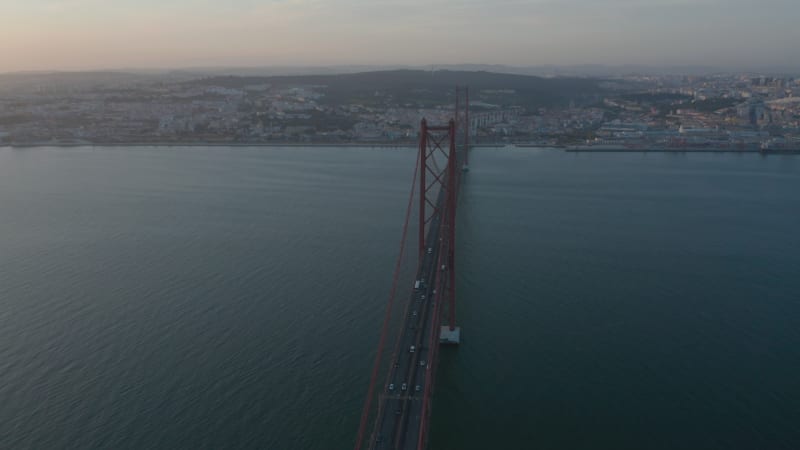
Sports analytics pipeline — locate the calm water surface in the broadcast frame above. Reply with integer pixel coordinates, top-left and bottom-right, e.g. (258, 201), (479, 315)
(1, 146), (798, 449)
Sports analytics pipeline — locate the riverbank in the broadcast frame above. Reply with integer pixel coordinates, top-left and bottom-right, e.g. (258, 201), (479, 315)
(566, 147), (800, 154)
(2, 142), (518, 150)
(3, 142), (798, 154)
(4, 142), (416, 149)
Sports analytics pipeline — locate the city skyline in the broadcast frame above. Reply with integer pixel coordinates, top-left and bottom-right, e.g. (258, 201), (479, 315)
(2, 0), (800, 73)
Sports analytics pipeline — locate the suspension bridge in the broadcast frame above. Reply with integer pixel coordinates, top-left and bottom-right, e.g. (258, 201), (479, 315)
(354, 87), (471, 450)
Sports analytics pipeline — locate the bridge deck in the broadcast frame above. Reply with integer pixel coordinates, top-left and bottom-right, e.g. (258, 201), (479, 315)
(370, 191), (448, 450)
(362, 111), (468, 450)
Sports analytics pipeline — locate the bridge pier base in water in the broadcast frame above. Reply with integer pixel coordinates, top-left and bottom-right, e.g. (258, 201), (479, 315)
(439, 326), (461, 345)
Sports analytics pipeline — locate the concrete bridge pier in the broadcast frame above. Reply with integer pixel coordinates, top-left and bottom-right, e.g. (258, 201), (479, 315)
(440, 326), (461, 345)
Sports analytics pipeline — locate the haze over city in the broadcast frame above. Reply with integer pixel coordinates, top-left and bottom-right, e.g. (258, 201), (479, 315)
(2, 0), (800, 72)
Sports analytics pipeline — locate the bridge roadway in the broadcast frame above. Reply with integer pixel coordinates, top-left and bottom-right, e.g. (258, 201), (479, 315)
(369, 191), (448, 450)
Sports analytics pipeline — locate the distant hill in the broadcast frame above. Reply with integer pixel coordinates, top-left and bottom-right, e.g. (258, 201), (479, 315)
(189, 69), (604, 110)
(0, 71), (182, 93)
(0, 69), (606, 110)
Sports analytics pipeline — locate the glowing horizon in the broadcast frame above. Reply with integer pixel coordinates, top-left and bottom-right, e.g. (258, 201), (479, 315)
(2, 0), (799, 73)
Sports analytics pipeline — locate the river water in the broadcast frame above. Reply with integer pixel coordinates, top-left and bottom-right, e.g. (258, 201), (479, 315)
(1, 146), (798, 449)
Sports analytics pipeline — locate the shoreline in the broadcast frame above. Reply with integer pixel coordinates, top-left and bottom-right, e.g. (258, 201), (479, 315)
(565, 147), (800, 154)
(2, 142), (799, 154)
(1, 142), (512, 149)
(3, 142), (417, 149)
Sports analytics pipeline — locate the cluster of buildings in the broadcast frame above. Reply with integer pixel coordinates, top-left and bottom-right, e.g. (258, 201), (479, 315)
(1, 73), (798, 150)
(0, 79), (455, 145)
(569, 74), (800, 150)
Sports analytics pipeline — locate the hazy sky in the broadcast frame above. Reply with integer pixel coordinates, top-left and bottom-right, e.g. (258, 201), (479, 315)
(1, 0), (799, 72)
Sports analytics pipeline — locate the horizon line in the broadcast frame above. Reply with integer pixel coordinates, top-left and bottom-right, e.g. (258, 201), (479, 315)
(3, 63), (800, 77)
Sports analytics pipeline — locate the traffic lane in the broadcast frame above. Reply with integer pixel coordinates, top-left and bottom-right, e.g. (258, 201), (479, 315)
(399, 238), (447, 446)
(391, 256), (439, 446)
(386, 325), (424, 401)
(390, 274), (432, 388)
(407, 243), (440, 390)
(376, 397), (403, 448)
(402, 405), (424, 450)
(371, 210), (444, 448)
(395, 251), (438, 387)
